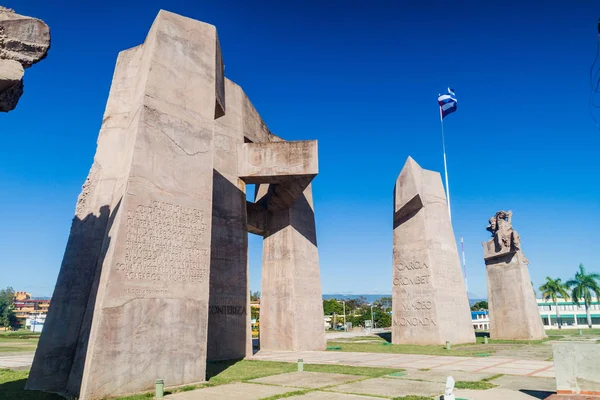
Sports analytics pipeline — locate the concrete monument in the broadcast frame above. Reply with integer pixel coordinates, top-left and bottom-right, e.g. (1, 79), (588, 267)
(27, 10), (324, 399)
(392, 157), (474, 345)
(0, 6), (50, 112)
(483, 210), (546, 340)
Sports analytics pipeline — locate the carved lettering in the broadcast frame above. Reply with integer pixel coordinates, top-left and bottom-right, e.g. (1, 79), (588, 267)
(393, 275), (430, 286)
(209, 305), (246, 315)
(400, 300), (433, 311)
(117, 201), (209, 284)
(393, 317), (437, 327)
(396, 261), (428, 271)
(123, 288), (171, 295)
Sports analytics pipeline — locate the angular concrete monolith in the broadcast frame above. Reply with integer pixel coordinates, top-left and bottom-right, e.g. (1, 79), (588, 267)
(27, 10), (324, 400)
(483, 211), (546, 340)
(392, 157), (474, 345)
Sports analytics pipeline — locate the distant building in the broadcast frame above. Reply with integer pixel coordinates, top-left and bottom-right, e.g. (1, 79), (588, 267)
(471, 310), (489, 330)
(537, 297), (600, 328)
(13, 291), (50, 331)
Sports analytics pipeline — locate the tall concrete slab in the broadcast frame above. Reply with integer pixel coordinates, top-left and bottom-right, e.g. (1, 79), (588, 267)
(392, 157), (474, 345)
(259, 184), (325, 351)
(28, 10), (324, 399)
(483, 211), (546, 340)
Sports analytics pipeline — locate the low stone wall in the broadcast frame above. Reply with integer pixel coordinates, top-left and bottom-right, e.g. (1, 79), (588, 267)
(553, 343), (600, 396)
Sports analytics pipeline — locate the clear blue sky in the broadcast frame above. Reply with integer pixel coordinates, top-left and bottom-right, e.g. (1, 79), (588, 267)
(1, 1), (598, 298)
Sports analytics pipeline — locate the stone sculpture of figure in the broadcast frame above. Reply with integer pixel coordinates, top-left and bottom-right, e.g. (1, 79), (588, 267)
(486, 210), (521, 253)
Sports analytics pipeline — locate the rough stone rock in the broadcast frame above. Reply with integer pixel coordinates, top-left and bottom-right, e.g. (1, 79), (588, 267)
(0, 6), (50, 111)
(392, 157), (475, 345)
(483, 210), (546, 340)
(0, 6), (50, 67)
(0, 58), (23, 111)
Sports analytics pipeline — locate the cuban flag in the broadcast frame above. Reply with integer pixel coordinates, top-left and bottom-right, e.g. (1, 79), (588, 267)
(438, 88), (457, 120)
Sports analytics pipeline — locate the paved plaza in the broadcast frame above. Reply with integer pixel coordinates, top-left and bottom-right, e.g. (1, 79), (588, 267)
(0, 352), (34, 370)
(251, 350), (555, 378)
(167, 370), (556, 399)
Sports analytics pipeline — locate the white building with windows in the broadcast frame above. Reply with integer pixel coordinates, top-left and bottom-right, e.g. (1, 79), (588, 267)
(471, 310), (489, 330)
(537, 297), (600, 328)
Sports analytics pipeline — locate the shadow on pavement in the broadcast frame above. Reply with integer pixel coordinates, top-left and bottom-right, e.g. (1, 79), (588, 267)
(520, 389), (555, 399)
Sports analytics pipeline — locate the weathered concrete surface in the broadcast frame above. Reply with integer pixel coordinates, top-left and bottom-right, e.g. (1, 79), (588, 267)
(391, 369), (494, 383)
(553, 343), (600, 395)
(288, 393), (383, 400)
(483, 211), (546, 340)
(331, 377), (444, 398)
(0, 6), (50, 111)
(250, 371), (362, 388)
(239, 141), (318, 183)
(392, 157), (475, 345)
(28, 9), (323, 399)
(28, 11), (220, 399)
(168, 382), (298, 400)
(260, 184), (326, 352)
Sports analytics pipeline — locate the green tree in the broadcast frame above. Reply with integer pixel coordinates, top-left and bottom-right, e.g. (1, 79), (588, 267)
(566, 264), (600, 329)
(323, 299), (343, 316)
(250, 291), (261, 301)
(0, 287), (16, 330)
(345, 296), (367, 315)
(374, 297), (392, 312)
(539, 277), (570, 329)
(250, 306), (259, 321)
(470, 301), (488, 311)
(373, 308), (391, 328)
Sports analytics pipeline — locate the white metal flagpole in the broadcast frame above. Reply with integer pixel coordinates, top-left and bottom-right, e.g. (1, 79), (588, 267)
(439, 108), (451, 221)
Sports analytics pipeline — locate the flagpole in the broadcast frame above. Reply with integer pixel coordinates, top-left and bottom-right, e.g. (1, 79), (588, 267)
(440, 108), (451, 221)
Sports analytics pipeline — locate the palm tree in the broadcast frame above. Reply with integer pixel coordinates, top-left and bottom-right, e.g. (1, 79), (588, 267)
(566, 264), (600, 329)
(539, 277), (570, 329)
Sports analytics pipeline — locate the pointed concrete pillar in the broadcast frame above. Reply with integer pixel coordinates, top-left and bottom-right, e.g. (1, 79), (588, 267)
(392, 157), (475, 345)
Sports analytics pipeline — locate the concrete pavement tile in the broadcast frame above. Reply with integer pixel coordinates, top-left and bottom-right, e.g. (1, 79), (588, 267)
(491, 374), (556, 392)
(166, 382), (298, 400)
(286, 391), (384, 399)
(249, 372), (363, 388)
(331, 377), (443, 397)
(453, 388), (553, 400)
(532, 370), (556, 378)
(476, 367), (539, 375)
(389, 369), (494, 383)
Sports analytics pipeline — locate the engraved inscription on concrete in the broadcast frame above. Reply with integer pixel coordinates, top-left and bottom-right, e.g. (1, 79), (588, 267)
(116, 202), (208, 283)
(392, 157), (474, 346)
(28, 10), (324, 400)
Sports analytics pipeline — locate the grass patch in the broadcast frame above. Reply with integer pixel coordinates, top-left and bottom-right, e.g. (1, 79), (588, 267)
(482, 374), (504, 382)
(327, 339), (488, 357)
(391, 396), (433, 400)
(474, 336), (551, 345)
(0, 330), (41, 339)
(0, 369), (62, 399)
(453, 374), (502, 390)
(545, 328), (600, 336)
(454, 380), (496, 390)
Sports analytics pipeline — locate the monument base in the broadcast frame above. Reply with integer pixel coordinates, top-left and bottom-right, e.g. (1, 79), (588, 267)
(486, 252), (546, 340)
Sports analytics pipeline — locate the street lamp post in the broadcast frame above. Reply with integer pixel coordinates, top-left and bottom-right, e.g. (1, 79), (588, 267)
(336, 300), (346, 331)
(343, 301), (346, 331)
(370, 304), (374, 329)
